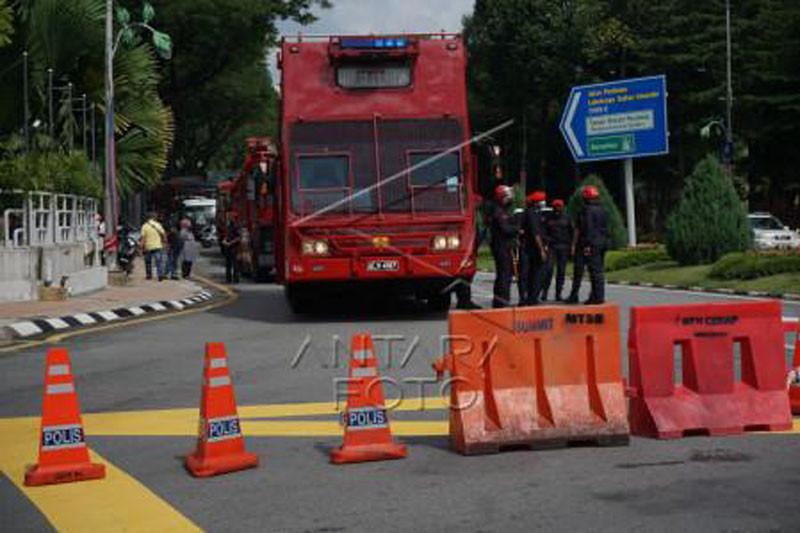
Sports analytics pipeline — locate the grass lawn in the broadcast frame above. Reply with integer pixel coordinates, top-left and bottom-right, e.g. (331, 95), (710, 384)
(606, 260), (800, 294)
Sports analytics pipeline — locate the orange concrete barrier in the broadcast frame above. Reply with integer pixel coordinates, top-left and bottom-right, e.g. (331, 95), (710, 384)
(331, 333), (407, 464)
(434, 305), (629, 455)
(185, 343), (258, 477)
(629, 301), (792, 438)
(25, 347), (105, 486)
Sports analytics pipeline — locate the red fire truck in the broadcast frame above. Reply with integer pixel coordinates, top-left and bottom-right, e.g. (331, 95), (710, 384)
(276, 34), (477, 311)
(219, 137), (279, 280)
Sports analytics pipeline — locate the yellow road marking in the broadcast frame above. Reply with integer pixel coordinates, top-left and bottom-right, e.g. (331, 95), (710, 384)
(0, 275), (237, 354)
(0, 398), (449, 437)
(0, 418), (199, 532)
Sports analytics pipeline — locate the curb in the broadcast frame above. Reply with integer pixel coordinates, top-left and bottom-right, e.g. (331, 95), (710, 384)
(2, 289), (215, 340)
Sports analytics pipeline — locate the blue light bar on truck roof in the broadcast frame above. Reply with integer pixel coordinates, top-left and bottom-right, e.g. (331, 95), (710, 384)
(340, 37), (409, 49)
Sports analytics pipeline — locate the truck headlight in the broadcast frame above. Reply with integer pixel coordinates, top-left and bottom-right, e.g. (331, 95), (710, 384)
(433, 235), (460, 250)
(301, 239), (329, 256)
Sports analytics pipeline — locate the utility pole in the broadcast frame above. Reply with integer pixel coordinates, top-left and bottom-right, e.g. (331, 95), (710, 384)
(725, 0), (734, 174)
(48, 69), (54, 138)
(91, 103), (96, 164)
(82, 94), (87, 151)
(66, 82), (73, 151)
(104, 0), (118, 267)
(520, 111), (528, 195)
(23, 51), (29, 153)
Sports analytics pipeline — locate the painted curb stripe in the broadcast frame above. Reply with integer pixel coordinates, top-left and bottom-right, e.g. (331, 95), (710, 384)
(8, 322), (41, 337)
(3, 290), (211, 338)
(74, 314), (97, 325)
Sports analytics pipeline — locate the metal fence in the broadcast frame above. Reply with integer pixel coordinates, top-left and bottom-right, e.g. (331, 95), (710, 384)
(1, 190), (100, 249)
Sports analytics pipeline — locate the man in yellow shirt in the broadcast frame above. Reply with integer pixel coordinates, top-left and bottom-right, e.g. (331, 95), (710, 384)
(140, 212), (166, 281)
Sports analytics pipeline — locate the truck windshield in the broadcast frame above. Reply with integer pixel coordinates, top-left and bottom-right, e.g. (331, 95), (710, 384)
(289, 118), (465, 216)
(294, 155), (350, 215)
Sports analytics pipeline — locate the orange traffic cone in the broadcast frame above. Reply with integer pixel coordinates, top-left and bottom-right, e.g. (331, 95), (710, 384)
(331, 333), (407, 464)
(25, 347), (105, 486)
(184, 343), (258, 477)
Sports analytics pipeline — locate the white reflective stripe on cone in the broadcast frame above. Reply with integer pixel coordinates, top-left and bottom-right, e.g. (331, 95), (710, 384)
(47, 383), (75, 395)
(210, 358), (227, 369)
(352, 367), (377, 378)
(48, 364), (70, 376)
(208, 376), (231, 388)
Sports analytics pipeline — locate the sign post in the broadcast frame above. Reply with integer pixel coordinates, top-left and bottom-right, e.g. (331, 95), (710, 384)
(559, 75), (669, 247)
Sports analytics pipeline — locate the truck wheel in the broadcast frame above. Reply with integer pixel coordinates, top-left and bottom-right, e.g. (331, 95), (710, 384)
(426, 291), (452, 312)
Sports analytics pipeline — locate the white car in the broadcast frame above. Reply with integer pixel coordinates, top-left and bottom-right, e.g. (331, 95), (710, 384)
(748, 212), (800, 251)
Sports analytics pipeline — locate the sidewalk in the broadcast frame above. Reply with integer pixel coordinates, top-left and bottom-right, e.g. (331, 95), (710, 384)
(0, 257), (213, 341)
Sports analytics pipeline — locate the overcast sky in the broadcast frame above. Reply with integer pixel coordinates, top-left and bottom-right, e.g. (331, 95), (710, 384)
(269, 0), (475, 81)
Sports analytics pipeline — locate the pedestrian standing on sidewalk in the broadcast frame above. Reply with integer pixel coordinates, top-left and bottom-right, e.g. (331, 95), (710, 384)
(181, 231), (200, 279)
(140, 211), (166, 281)
(166, 223), (183, 280)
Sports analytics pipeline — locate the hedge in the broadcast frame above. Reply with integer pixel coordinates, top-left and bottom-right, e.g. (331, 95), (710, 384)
(606, 246), (671, 272)
(709, 251), (800, 280)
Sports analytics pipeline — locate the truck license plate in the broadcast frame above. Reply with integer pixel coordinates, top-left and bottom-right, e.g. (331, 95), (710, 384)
(366, 259), (400, 272)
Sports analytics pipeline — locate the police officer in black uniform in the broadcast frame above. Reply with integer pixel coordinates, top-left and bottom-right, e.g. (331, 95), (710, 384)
(565, 185), (608, 305)
(489, 185), (518, 308)
(541, 199), (572, 301)
(522, 190), (547, 306)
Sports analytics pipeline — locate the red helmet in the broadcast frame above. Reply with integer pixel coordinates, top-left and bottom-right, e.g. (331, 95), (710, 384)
(494, 185), (513, 202)
(552, 199), (564, 209)
(526, 190), (546, 203)
(582, 185), (599, 200)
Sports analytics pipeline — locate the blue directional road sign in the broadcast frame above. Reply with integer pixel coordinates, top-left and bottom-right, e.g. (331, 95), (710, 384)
(559, 75), (669, 162)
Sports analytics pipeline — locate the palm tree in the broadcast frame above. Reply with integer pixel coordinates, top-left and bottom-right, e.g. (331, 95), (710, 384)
(0, 0), (13, 47)
(7, 0), (172, 196)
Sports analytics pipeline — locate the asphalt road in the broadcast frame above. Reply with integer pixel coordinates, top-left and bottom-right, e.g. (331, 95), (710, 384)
(1, 252), (799, 532)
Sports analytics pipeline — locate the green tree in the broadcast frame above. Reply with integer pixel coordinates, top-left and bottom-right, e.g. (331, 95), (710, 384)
(464, 0), (603, 193)
(665, 154), (751, 265)
(566, 174), (627, 250)
(138, 0), (330, 173)
(0, 0), (173, 196)
(737, 0), (800, 220)
(0, 0), (13, 47)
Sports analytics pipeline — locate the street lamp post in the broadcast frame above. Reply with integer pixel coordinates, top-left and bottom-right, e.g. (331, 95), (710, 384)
(724, 0), (734, 173)
(82, 93), (87, 151)
(103, 1), (171, 269)
(104, 0), (117, 267)
(23, 51), (29, 153)
(47, 68), (54, 138)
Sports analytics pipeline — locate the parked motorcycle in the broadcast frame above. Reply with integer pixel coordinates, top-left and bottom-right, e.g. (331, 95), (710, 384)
(198, 223), (217, 249)
(117, 225), (139, 275)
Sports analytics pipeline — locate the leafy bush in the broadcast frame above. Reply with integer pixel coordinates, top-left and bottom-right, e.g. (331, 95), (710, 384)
(665, 155), (751, 265)
(709, 251), (800, 280)
(606, 246), (671, 271)
(0, 135), (102, 198)
(566, 174), (627, 250)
